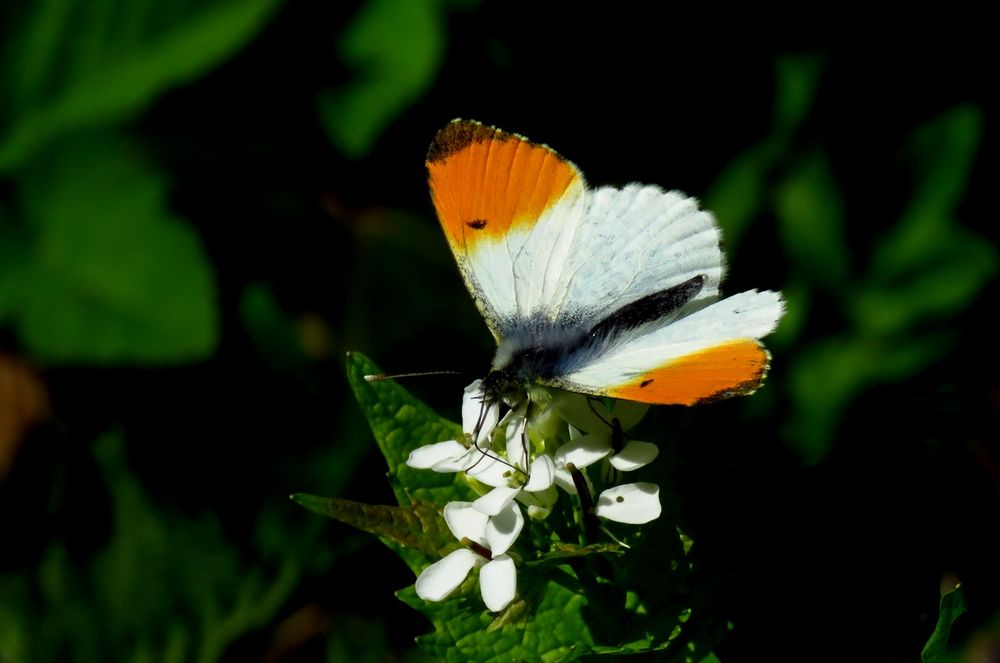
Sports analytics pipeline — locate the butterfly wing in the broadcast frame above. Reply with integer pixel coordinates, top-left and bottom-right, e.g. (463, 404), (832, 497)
(543, 289), (784, 405)
(428, 120), (727, 338)
(426, 119), (587, 341)
(547, 183), (725, 323)
(428, 119), (784, 405)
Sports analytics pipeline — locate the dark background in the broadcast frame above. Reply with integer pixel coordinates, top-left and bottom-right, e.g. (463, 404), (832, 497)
(1, 2), (996, 661)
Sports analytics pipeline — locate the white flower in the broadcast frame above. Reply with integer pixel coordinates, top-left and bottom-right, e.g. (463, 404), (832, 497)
(469, 409), (556, 516)
(553, 392), (659, 473)
(406, 380), (500, 473)
(595, 482), (662, 524)
(551, 428), (608, 495)
(414, 501), (521, 612)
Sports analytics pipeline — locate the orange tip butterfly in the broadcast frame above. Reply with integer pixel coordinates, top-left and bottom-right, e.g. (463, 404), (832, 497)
(427, 119), (784, 406)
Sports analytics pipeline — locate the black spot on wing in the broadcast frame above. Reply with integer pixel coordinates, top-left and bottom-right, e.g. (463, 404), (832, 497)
(640, 379), (655, 388)
(467, 219), (487, 229)
(587, 275), (706, 342)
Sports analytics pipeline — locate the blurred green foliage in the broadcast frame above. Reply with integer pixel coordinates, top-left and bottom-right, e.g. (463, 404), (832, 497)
(0, 0), (285, 362)
(0, 0), (995, 660)
(0, 0), (281, 171)
(320, 0), (447, 159)
(708, 57), (995, 462)
(0, 432), (321, 662)
(2, 136), (217, 362)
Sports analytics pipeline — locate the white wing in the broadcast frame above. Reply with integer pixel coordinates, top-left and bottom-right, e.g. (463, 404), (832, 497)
(426, 120), (587, 340)
(546, 290), (785, 405)
(549, 184), (724, 321)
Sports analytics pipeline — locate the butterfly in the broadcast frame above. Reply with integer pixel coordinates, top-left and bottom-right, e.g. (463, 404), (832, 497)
(426, 119), (784, 406)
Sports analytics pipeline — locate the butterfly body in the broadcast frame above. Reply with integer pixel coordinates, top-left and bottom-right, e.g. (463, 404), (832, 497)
(427, 119), (783, 407)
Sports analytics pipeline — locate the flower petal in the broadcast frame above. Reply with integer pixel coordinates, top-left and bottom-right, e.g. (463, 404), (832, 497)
(415, 548), (481, 602)
(505, 408), (529, 468)
(554, 466), (596, 498)
(524, 454), (555, 492)
(527, 504), (553, 519)
(525, 401), (564, 444)
(465, 453), (511, 487)
(462, 380), (499, 446)
(609, 440), (659, 471)
(554, 434), (611, 469)
(460, 380), (486, 430)
(552, 391), (609, 433)
(517, 484), (558, 508)
(479, 554), (517, 612)
(610, 400), (649, 431)
(406, 440), (467, 469)
(473, 486), (521, 516)
(595, 483), (661, 524)
(443, 501), (489, 543)
(431, 450), (478, 473)
(553, 467), (577, 495)
(484, 503), (524, 555)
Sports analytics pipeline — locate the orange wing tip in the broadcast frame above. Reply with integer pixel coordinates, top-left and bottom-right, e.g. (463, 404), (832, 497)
(693, 346), (772, 405)
(426, 120), (583, 250)
(610, 340), (772, 406)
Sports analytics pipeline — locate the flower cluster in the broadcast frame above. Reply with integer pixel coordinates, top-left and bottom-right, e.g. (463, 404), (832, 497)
(406, 380), (662, 612)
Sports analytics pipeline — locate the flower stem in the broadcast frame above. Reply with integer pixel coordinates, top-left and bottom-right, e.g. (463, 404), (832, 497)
(566, 463), (600, 542)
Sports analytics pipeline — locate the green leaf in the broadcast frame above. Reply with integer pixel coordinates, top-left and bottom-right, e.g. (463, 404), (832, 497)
(240, 283), (312, 375)
(527, 542), (623, 566)
(921, 585), (966, 663)
(398, 574), (596, 663)
(291, 494), (456, 569)
(785, 333), (952, 463)
(341, 351), (477, 573)
(871, 106), (983, 281)
(705, 53), (824, 254)
(398, 523), (711, 660)
(0, 206), (26, 323)
(704, 144), (777, 253)
(5, 135), (217, 363)
(0, 0), (283, 170)
(0, 577), (30, 662)
(319, 0), (446, 158)
(852, 231), (996, 337)
(341, 353), (722, 659)
(772, 53), (825, 136)
(345, 351), (470, 506)
(774, 150), (850, 290)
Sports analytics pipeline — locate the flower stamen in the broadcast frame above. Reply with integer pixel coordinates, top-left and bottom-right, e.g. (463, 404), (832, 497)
(461, 537), (493, 560)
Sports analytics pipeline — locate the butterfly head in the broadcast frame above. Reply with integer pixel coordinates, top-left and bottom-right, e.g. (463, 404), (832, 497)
(481, 361), (554, 410)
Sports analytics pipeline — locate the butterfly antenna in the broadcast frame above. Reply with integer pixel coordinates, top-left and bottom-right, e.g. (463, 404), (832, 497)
(586, 397), (613, 428)
(465, 395), (523, 476)
(586, 398), (629, 446)
(364, 369), (467, 382)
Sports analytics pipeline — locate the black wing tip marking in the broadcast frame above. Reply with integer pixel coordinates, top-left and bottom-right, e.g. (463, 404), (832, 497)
(425, 118), (570, 166)
(426, 119), (501, 164)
